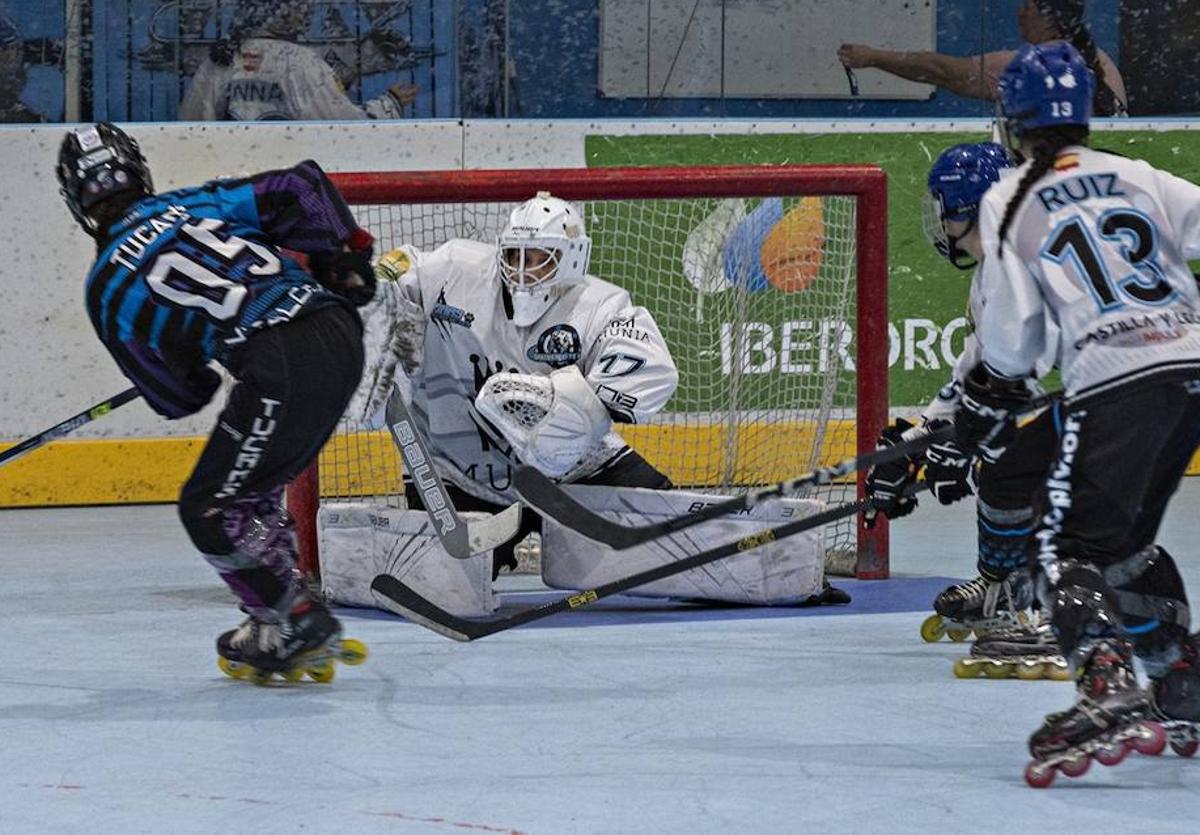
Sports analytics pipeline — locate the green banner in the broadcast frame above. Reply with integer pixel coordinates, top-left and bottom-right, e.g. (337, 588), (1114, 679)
(586, 130), (1200, 407)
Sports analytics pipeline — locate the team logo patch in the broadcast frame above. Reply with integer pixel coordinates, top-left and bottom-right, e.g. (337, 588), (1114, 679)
(431, 288), (475, 335)
(527, 324), (582, 368)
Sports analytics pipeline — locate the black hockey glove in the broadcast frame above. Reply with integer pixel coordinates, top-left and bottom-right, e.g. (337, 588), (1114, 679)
(310, 233), (377, 307)
(954, 363), (1029, 464)
(922, 422), (975, 505)
(864, 417), (922, 527)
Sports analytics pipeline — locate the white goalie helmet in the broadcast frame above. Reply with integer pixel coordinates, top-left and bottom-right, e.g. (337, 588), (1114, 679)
(497, 192), (592, 326)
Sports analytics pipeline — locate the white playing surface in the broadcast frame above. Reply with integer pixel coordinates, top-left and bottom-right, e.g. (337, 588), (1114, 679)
(2, 487), (1198, 832)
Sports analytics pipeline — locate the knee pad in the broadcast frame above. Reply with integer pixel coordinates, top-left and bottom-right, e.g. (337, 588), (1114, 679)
(1105, 545), (1191, 677)
(1044, 561), (1124, 668)
(191, 488), (298, 576)
(976, 499), (1035, 581)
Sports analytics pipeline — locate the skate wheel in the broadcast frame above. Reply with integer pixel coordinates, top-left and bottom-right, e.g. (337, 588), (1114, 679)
(1170, 740), (1199, 758)
(953, 659), (982, 679)
(1094, 742), (1128, 767)
(217, 657), (241, 679)
(338, 638), (368, 666)
(1059, 753), (1091, 778)
(1015, 662), (1045, 681)
(920, 614), (946, 643)
(1045, 662), (1073, 683)
(946, 627), (972, 643)
(1024, 760), (1056, 788)
(248, 667), (275, 686)
(983, 662), (1013, 680)
(281, 667), (305, 683)
(307, 662), (335, 683)
(1129, 722), (1167, 757)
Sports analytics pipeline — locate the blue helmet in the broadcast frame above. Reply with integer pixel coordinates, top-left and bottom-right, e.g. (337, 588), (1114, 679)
(999, 41), (1094, 139)
(923, 142), (1012, 269)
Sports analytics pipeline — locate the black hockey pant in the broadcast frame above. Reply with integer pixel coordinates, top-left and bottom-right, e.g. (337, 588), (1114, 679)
(179, 305), (364, 564)
(1029, 379), (1200, 669)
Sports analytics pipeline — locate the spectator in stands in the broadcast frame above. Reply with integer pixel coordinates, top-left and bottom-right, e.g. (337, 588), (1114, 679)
(0, 10), (46, 123)
(179, 0), (418, 121)
(838, 0), (1127, 115)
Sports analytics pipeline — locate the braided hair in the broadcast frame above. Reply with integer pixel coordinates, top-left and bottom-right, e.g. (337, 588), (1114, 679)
(1035, 0), (1124, 116)
(996, 125), (1089, 257)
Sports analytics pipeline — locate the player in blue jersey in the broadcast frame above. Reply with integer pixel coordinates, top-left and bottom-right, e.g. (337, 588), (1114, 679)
(57, 122), (371, 683)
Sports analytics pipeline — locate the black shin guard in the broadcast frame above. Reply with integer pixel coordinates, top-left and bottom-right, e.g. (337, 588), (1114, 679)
(976, 500), (1035, 582)
(1048, 562), (1126, 670)
(1105, 545), (1191, 678)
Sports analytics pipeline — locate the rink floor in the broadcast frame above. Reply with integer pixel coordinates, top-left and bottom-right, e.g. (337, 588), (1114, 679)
(3, 486), (1200, 833)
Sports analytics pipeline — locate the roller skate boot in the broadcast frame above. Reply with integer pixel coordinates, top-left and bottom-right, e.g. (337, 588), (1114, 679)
(1024, 638), (1165, 788)
(920, 570), (1032, 643)
(217, 593), (368, 685)
(1149, 635), (1200, 758)
(953, 610), (1070, 681)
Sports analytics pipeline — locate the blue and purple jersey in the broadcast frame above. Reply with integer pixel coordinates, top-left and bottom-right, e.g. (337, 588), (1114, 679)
(84, 160), (361, 418)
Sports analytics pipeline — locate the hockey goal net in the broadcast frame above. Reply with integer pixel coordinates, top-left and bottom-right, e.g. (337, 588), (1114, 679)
(291, 165), (889, 579)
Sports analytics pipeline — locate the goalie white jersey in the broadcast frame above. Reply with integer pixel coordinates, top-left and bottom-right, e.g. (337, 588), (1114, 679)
(363, 240), (678, 505)
(976, 146), (1200, 401)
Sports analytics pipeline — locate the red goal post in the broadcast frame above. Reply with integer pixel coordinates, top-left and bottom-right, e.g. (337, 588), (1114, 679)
(290, 164), (890, 579)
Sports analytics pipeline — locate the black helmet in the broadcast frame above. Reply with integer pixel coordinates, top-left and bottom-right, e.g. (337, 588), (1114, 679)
(57, 123), (154, 235)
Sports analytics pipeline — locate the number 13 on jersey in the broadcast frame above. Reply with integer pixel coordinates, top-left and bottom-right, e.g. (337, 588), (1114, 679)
(1041, 209), (1175, 312)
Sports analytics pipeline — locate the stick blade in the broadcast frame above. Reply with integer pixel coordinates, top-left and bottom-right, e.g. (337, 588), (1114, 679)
(371, 574), (484, 642)
(464, 501), (524, 556)
(513, 466), (644, 549)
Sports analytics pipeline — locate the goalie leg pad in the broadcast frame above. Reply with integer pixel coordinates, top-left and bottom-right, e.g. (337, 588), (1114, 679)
(475, 365), (612, 478)
(540, 485), (825, 605)
(319, 505), (497, 617)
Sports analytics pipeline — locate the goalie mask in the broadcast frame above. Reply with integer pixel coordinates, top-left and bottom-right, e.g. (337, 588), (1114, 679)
(57, 123), (154, 237)
(497, 192), (592, 327)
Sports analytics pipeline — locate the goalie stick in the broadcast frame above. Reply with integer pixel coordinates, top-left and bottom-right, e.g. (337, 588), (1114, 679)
(514, 422), (955, 550)
(383, 384), (523, 558)
(370, 486), (927, 642)
(0, 387), (140, 469)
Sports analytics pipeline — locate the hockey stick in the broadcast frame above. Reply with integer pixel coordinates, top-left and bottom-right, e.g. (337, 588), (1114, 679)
(383, 384), (523, 558)
(371, 487), (921, 642)
(0, 387), (140, 469)
(513, 423), (955, 551)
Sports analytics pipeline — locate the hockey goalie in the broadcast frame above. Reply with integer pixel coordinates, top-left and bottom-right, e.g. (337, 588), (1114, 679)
(321, 192), (830, 616)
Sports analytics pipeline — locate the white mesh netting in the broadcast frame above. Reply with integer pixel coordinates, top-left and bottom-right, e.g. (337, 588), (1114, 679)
(314, 191), (865, 570)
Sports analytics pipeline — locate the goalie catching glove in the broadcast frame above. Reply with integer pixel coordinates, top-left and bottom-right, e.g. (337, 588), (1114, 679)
(474, 365), (611, 479)
(864, 418), (925, 526)
(954, 362), (1030, 464)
